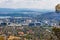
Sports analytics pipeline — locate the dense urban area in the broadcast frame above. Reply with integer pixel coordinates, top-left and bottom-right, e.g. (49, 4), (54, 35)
(0, 17), (59, 40)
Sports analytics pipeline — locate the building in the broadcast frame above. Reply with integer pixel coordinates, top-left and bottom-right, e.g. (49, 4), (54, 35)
(29, 23), (35, 27)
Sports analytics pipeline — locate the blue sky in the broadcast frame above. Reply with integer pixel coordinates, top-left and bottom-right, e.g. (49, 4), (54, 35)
(0, 0), (60, 10)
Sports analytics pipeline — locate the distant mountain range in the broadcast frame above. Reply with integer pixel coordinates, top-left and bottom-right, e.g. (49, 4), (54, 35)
(0, 8), (52, 17)
(0, 8), (60, 21)
(0, 8), (51, 13)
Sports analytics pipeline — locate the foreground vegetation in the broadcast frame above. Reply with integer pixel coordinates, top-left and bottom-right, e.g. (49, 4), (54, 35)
(0, 26), (60, 40)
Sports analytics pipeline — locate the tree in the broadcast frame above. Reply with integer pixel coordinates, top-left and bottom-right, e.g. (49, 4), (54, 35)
(52, 27), (60, 40)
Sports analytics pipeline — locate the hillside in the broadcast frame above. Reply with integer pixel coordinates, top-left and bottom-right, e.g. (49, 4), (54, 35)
(37, 12), (60, 21)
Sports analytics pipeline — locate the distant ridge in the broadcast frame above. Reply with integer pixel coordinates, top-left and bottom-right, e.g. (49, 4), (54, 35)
(37, 12), (60, 21)
(0, 8), (52, 13)
(0, 8), (53, 17)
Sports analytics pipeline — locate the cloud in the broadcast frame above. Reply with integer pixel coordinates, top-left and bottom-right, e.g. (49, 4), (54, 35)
(0, 0), (60, 10)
